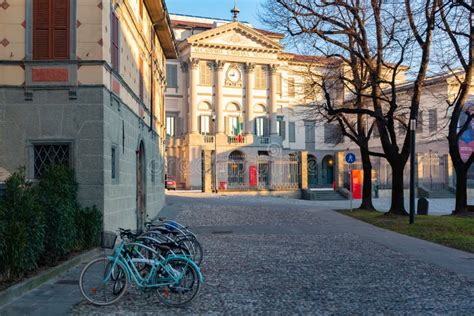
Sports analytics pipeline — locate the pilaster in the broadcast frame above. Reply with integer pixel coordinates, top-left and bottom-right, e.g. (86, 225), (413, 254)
(269, 64), (278, 136)
(189, 58), (199, 134)
(214, 60), (225, 134)
(245, 62), (255, 135)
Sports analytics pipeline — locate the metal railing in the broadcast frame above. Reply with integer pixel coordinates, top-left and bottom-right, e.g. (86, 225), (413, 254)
(257, 137), (270, 145)
(227, 136), (246, 144)
(203, 135), (215, 143)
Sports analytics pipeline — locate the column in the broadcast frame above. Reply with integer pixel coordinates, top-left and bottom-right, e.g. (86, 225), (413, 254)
(244, 62), (255, 135)
(215, 61), (225, 134)
(299, 151), (308, 190)
(189, 58), (199, 134)
(180, 61), (189, 135)
(269, 64), (278, 136)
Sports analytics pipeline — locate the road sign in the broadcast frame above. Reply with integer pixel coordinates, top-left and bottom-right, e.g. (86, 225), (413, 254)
(345, 152), (356, 164)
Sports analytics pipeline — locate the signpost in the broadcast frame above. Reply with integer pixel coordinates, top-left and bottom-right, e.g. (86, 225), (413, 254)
(345, 152), (356, 212)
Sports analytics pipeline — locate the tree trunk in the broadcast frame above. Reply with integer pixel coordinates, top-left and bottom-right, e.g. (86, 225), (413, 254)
(387, 162), (408, 215)
(452, 165), (468, 214)
(359, 147), (376, 211)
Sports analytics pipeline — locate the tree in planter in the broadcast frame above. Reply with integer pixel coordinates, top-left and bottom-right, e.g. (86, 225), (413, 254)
(437, 0), (473, 214)
(262, 0), (439, 215)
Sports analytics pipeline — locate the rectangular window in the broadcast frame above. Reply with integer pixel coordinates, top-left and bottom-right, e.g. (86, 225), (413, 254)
(277, 116), (285, 139)
(166, 115), (175, 137)
(288, 77), (295, 97)
(199, 61), (212, 86)
(111, 12), (120, 71)
(111, 146), (117, 180)
(255, 117), (264, 137)
(166, 64), (178, 89)
(417, 111), (423, 133)
(254, 65), (266, 89)
(324, 124), (342, 144)
(33, 143), (71, 179)
(305, 121), (315, 150)
(276, 73), (282, 96)
(227, 116), (239, 136)
(33, 0), (70, 60)
(428, 109), (437, 133)
(289, 122), (296, 142)
(200, 115), (211, 135)
(255, 117), (270, 137)
(139, 57), (144, 100)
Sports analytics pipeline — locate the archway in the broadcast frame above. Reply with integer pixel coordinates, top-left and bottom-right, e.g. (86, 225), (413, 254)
(228, 150), (245, 187)
(136, 141), (146, 230)
(307, 154), (318, 188)
(321, 155), (334, 186)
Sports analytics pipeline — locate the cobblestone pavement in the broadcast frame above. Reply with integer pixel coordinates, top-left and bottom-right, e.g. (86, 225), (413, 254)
(70, 193), (474, 315)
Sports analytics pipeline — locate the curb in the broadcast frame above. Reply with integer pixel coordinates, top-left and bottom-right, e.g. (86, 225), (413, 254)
(0, 247), (101, 307)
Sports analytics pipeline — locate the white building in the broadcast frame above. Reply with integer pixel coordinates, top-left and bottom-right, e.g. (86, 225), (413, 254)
(164, 12), (346, 191)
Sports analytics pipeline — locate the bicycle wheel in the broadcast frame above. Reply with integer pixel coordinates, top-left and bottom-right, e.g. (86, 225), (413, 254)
(79, 257), (129, 306)
(155, 257), (201, 307)
(178, 237), (203, 266)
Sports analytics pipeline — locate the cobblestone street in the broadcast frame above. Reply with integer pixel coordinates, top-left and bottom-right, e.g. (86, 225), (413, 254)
(2, 193), (474, 315)
(72, 193), (474, 315)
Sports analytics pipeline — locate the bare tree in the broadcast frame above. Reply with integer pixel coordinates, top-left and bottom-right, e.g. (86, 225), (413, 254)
(262, 0), (439, 215)
(437, 0), (473, 214)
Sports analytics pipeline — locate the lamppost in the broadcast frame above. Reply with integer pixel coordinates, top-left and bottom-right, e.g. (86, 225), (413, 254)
(409, 119), (416, 224)
(212, 111), (217, 193)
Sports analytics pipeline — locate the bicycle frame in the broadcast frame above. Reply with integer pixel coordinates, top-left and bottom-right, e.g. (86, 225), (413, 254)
(104, 240), (202, 290)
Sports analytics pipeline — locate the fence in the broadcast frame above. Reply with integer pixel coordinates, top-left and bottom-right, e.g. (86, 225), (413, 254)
(370, 153), (450, 190)
(216, 156), (299, 190)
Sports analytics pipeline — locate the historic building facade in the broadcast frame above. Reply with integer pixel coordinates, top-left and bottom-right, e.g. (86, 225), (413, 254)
(165, 12), (473, 196)
(165, 13), (344, 191)
(0, 0), (176, 229)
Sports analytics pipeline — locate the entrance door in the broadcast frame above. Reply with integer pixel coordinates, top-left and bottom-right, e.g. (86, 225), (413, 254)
(307, 155), (318, 188)
(136, 141), (146, 230)
(321, 155), (334, 186)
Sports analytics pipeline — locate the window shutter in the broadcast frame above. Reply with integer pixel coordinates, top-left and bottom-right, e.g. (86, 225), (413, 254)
(199, 115), (202, 134)
(281, 120), (286, 140)
(33, 0), (51, 59)
(263, 117), (270, 137)
(175, 117), (181, 136)
(111, 13), (120, 71)
(289, 122), (295, 142)
(224, 116), (228, 135)
(52, 0), (69, 59)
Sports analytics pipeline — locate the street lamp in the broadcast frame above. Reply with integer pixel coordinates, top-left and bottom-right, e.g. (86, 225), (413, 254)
(211, 111), (217, 193)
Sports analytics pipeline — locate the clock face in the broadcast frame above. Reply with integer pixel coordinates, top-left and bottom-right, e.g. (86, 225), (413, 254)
(227, 68), (241, 83)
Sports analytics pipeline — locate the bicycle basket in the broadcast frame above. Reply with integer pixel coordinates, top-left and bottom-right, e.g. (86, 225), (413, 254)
(101, 231), (117, 249)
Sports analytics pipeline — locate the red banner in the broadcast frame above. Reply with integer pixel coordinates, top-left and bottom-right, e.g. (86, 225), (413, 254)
(249, 165), (257, 187)
(351, 169), (363, 200)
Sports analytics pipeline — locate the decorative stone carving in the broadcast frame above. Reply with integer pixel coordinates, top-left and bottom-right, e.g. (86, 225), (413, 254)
(225, 63), (243, 88)
(244, 62), (255, 73)
(189, 58), (200, 69)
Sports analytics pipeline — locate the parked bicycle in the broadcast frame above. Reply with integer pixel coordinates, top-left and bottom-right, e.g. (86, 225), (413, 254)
(79, 220), (203, 307)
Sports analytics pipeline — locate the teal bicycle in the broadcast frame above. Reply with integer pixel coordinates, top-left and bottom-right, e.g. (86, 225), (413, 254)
(79, 230), (203, 306)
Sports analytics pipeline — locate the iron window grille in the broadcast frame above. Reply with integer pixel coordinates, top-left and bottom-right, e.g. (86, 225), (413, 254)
(33, 144), (71, 178)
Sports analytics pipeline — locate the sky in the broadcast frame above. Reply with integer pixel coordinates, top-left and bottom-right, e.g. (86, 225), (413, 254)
(164, 0), (266, 29)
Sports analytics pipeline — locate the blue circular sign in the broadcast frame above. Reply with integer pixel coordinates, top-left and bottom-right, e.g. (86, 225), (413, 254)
(345, 153), (356, 164)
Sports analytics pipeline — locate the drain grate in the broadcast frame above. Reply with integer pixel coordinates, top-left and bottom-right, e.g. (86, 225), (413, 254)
(211, 230), (233, 235)
(55, 279), (78, 285)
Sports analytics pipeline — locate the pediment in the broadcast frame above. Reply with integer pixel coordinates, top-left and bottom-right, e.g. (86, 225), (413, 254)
(186, 22), (282, 52)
